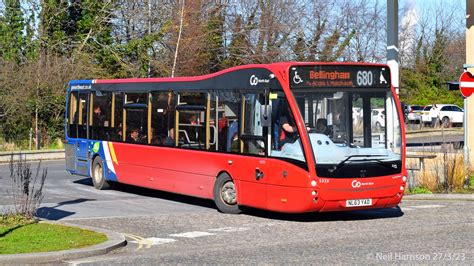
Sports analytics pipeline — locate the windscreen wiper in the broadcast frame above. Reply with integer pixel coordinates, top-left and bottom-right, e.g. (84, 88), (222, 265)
(327, 154), (386, 176)
(371, 158), (399, 170)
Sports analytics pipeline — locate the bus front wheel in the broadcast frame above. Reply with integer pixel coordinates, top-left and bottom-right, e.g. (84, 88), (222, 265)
(213, 173), (241, 214)
(92, 156), (110, 190)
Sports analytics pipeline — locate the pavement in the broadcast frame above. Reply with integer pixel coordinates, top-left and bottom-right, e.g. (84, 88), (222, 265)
(404, 193), (474, 201)
(0, 153), (473, 263)
(0, 149), (64, 163)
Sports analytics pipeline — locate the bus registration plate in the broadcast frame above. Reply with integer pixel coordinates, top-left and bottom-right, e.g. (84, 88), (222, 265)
(346, 199), (372, 207)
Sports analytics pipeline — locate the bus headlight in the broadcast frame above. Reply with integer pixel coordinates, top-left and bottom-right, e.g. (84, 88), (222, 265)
(402, 176), (407, 182)
(311, 180), (317, 187)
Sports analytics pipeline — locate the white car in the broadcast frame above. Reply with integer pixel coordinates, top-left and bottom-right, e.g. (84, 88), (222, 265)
(371, 108), (385, 129)
(420, 105), (433, 125)
(431, 104), (464, 127)
(406, 105), (424, 123)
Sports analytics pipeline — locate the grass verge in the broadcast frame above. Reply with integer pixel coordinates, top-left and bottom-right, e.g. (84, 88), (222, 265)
(406, 186), (433, 195)
(0, 216), (107, 255)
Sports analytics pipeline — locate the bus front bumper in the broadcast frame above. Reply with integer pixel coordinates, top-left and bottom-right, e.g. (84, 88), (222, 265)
(265, 175), (406, 213)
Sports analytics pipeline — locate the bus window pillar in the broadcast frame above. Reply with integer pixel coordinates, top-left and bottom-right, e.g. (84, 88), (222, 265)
(362, 96), (372, 148)
(347, 93), (354, 145)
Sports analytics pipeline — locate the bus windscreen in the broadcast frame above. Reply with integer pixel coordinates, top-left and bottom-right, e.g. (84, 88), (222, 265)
(288, 65), (401, 178)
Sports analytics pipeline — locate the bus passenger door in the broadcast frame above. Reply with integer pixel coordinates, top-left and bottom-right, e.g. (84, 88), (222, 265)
(65, 91), (78, 172)
(236, 93), (268, 209)
(74, 91), (90, 175)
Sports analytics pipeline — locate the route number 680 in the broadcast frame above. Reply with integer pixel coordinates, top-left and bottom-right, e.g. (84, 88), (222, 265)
(356, 71), (373, 86)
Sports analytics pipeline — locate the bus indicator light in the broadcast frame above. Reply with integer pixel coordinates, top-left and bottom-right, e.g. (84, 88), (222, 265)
(402, 176), (407, 182)
(311, 180), (317, 187)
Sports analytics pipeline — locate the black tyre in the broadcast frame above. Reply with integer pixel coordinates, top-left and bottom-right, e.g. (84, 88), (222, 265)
(213, 173), (241, 214)
(91, 156), (110, 190)
(442, 117), (450, 128)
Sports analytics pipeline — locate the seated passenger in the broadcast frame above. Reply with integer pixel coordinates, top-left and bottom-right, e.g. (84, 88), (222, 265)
(162, 127), (175, 146)
(280, 111), (298, 146)
(315, 118), (331, 136)
(112, 125), (123, 142)
(126, 128), (145, 144)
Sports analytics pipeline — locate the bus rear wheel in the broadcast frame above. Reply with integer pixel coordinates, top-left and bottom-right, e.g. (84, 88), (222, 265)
(213, 173), (241, 214)
(92, 156), (110, 190)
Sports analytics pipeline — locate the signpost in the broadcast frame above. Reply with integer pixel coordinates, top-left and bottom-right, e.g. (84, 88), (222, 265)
(460, 65), (474, 182)
(459, 71), (474, 97)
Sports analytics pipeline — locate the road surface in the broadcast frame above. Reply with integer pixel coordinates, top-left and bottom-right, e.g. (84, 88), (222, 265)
(0, 160), (472, 264)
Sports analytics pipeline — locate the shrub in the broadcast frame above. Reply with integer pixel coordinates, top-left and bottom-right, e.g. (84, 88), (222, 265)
(8, 154), (47, 219)
(412, 150), (469, 193)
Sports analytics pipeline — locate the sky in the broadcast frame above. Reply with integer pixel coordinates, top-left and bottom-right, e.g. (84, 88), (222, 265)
(403, 0), (467, 25)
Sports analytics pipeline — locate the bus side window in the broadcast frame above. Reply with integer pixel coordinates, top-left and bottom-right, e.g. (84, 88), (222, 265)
(91, 91), (112, 141)
(215, 91), (240, 153)
(112, 92), (124, 142)
(241, 93), (265, 156)
(176, 92), (207, 149)
(124, 93), (148, 144)
(151, 92), (175, 146)
(77, 91), (88, 139)
(270, 96), (305, 163)
(68, 91), (78, 138)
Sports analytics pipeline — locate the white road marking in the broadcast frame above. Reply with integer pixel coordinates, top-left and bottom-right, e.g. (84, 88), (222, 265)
(122, 233), (145, 250)
(169, 231), (215, 238)
(401, 207), (414, 211)
(129, 237), (177, 247)
(66, 259), (96, 265)
(411, 204), (444, 209)
(209, 227), (250, 233)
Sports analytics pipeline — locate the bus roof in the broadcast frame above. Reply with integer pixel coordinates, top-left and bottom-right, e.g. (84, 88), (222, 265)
(68, 62), (390, 92)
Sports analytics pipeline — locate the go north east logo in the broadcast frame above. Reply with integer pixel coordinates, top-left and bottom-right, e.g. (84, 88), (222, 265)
(351, 180), (374, 188)
(249, 75), (270, 86)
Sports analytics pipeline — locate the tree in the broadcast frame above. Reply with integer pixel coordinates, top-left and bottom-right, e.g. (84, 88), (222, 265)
(293, 31), (306, 62)
(201, 3), (225, 73)
(0, 0), (26, 63)
(39, 0), (69, 55)
(399, 1), (465, 106)
(223, 15), (248, 68)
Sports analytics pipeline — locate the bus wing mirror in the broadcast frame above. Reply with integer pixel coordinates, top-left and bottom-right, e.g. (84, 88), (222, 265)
(260, 105), (272, 127)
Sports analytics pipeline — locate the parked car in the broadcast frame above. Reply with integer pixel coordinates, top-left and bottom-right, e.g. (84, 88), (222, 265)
(420, 105), (433, 125)
(421, 104), (464, 127)
(406, 105), (424, 124)
(371, 108), (385, 129)
(431, 104), (464, 127)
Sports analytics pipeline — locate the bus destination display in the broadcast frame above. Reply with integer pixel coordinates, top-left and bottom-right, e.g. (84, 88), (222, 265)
(289, 65), (391, 89)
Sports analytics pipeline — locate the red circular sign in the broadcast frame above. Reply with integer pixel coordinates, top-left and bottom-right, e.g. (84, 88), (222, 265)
(459, 71), (474, 97)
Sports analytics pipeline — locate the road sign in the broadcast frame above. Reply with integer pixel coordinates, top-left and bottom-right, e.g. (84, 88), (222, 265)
(459, 71), (474, 97)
